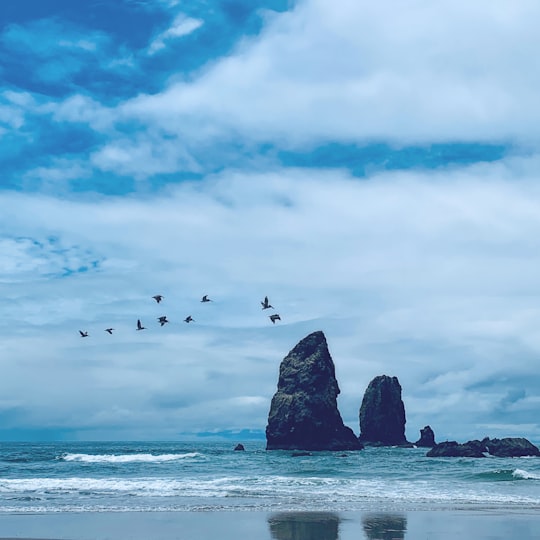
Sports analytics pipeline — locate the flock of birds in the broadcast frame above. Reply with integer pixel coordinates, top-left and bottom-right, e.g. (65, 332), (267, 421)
(78, 295), (281, 337)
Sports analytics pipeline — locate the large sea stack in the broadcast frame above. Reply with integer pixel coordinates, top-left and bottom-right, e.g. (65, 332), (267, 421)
(358, 375), (408, 446)
(266, 331), (362, 451)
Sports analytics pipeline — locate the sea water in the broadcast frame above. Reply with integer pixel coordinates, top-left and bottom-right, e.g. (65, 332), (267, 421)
(0, 441), (539, 513)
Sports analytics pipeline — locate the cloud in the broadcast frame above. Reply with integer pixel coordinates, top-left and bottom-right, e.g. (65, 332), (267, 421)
(16, 0), (538, 188)
(2, 158), (540, 438)
(0, 90), (37, 130)
(2, 0), (540, 441)
(115, 0), (540, 148)
(147, 13), (204, 55)
(90, 134), (202, 177)
(47, 95), (114, 132)
(22, 159), (92, 188)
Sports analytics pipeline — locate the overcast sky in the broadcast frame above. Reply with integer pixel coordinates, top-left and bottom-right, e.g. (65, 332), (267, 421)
(1, 0), (540, 443)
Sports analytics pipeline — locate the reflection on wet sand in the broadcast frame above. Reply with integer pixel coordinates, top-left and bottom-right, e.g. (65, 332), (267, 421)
(362, 514), (407, 540)
(268, 512), (340, 540)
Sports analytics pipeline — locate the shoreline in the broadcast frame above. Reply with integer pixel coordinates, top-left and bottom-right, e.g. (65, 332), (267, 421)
(0, 509), (540, 540)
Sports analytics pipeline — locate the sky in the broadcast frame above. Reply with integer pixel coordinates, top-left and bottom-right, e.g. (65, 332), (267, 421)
(1, 0), (540, 443)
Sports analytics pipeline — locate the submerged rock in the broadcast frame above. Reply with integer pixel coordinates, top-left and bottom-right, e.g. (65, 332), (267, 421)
(426, 437), (540, 458)
(415, 425), (436, 448)
(358, 375), (408, 446)
(266, 331), (362, 451)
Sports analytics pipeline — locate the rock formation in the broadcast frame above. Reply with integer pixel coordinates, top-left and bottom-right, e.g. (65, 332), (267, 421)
(358, 375), (408, 446)
(485, 437), (540, 457)
(233, 443), (245, 451)
(426, 437), (540, 458)
(266, 331), (362, 451)
(426, 440), (485, 458)
(415, 425), (436, 447)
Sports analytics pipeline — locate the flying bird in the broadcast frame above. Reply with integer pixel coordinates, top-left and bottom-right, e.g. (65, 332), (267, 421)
(184, 315), (194, 323)
(136, 319), (146, 331)
(152, 295), (164, 303)
(104, 328), (114, 334)
(261, 296), (273, 310)
(201, 295), (212, 303)
(79, 330), (89, 337)
(269, 314), (281, 324)
(157, 316), (169, 326)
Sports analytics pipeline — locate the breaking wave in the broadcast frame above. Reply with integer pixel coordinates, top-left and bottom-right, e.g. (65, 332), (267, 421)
(474, 469), (540, 482)
(60, 452), (201, 463)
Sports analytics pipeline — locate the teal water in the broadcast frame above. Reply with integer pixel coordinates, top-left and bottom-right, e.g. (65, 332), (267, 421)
(0, 441), (539, 513)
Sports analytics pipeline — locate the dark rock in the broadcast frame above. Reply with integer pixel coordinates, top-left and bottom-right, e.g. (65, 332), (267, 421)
(291, 451), (312, 457)
(358, 375), (408, 446)
(427, 437), (540, 458)
(484, 437), (540, 457)
(426, 440), (486, 457)
(415, 425), (436, 447)
(266, 331), (363, 451)
(233, 443), (245, 451)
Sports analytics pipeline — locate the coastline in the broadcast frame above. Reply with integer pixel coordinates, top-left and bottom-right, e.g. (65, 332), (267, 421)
(0, 509), (540, 540)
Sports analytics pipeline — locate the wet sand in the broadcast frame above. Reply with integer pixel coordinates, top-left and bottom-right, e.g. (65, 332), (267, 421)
(0, 509), (539, 540)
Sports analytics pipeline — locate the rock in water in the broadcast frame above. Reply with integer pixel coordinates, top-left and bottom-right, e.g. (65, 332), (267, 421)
(266, 331), (362, 451)
(358, 375), (408, 446)
(415, 425), (436, 447)
(427, 437), (540, 458)
(484, 437), (540, 457)
(426, 440), (486, 458)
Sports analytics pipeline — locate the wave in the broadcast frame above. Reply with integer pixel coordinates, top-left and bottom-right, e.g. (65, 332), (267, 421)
(513, 468), (540, 480)
(473, 469), (540, 482)
(60, 452), (201, 463)
(1, 474), (539, 506)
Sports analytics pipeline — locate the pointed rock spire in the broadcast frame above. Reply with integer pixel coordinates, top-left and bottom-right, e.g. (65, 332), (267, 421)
(266, 331), (362, 451)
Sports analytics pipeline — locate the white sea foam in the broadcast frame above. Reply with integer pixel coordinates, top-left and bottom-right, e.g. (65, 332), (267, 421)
(1, 473), (539, 512)
(513, 469), (540, 480)
(61, 452), (200, 463)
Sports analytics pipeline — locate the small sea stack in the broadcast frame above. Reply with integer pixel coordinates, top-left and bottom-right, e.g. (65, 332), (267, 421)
(358, 375), (409, 446)
(266, 331), (362, 451)
(415, 425), (436, 448)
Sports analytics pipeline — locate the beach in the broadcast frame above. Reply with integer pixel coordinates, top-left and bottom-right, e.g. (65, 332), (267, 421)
(0, 510), (539, 540)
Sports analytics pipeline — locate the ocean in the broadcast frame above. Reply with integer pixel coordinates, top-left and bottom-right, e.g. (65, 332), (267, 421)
(1, 440), (539, 514)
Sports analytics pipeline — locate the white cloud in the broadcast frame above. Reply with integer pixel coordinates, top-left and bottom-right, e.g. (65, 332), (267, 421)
(147, 14), (204, 55)
(3, 158), (540, 438)
(0, 91), (38, 130)
(116, 0), (540, 147)
(58, 38), (98, 52)
(3, 0), (540, 440)
(90, 134), (201, 177)
(23, 159), (91, 186)
(33, 0), (540, 185)
(48, 95), (114, 132)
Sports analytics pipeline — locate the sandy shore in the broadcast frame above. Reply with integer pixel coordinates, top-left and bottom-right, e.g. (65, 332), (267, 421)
(0, 509), (539, 540)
